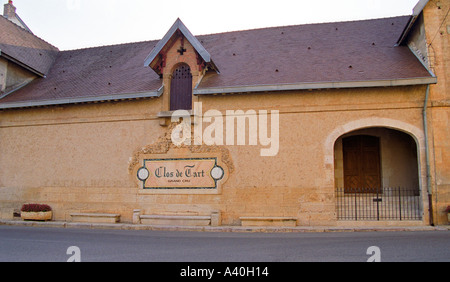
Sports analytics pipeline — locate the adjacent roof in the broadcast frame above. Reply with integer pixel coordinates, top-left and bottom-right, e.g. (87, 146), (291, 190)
(0, 40), (162, 107)
(0, 15), (436, 109)
(0, 15), (58, 76)
(196, 16), (434, 94)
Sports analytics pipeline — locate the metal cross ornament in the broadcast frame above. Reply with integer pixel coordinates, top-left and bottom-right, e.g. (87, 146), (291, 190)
(177, 46), (187, 55)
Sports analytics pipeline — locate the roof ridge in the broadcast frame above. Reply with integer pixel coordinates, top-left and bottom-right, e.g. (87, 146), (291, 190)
(58, 15), (412, 53)
(0, 15), (59, 51)
(60, 38), (158, 52)
(195, 15), (412, 38)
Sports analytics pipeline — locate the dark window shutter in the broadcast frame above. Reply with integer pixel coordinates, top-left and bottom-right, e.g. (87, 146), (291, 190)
(170, 64), (193, 111)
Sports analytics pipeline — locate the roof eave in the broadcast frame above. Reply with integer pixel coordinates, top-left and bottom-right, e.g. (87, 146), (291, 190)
(194, 77), (438, 96)
(0, 86), (164, 110)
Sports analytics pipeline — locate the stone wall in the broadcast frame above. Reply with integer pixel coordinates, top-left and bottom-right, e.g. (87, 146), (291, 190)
(0, 85), (433, 226)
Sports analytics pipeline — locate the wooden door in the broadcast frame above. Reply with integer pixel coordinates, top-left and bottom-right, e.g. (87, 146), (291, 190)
(343, 135), (381, 193)
(170, 64), (192, 111)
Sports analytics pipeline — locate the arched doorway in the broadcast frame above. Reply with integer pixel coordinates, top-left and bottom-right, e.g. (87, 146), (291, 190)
(334, 128), (422, 221)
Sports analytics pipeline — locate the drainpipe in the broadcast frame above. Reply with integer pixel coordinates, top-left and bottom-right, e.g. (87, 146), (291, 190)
(423, 85), (434, 226)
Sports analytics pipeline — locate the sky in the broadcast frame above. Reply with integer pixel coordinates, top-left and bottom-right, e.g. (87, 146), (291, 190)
(10, 0), (421, 50)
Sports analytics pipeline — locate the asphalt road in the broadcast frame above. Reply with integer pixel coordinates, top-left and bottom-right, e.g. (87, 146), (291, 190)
(0, 225), (448, 262)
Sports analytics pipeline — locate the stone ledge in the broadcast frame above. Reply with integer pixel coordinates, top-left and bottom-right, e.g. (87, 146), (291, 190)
(1, 219), (447, 233)
(70, 213), (121, 224)
(240, 217), (298, 227)
(140, 215), (211, 227)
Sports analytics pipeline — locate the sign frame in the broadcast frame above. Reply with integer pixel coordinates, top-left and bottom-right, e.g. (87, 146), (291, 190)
(138, 157), (224, 190)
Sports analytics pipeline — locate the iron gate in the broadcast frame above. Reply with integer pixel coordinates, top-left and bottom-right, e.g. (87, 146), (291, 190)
(336, 187), (422, 221)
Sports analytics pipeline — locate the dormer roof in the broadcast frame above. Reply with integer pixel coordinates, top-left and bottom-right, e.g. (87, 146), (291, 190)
(144, 18), (219, 76)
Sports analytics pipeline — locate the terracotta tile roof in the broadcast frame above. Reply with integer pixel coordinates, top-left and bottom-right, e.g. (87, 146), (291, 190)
(0, 16), (58, 76)
(0, 16), (433, 107)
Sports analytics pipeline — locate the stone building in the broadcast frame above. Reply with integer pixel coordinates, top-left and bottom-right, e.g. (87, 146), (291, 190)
(0, 0), (448, 227)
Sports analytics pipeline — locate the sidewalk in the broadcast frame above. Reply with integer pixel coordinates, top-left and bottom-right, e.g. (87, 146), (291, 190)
(1, 219), (449, 233)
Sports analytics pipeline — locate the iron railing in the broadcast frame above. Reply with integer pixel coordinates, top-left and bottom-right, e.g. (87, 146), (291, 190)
(336, 187), (422, 221)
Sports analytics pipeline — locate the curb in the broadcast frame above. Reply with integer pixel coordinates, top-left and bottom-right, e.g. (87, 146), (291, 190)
(1, 220), (449, 233)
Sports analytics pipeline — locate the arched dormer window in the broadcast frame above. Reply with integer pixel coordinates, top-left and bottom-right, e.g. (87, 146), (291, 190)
(170, 64), (192, 111)
(144, 19), (219, 115)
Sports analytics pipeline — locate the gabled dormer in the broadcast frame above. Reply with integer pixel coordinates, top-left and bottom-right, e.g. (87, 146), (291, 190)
(144, 18), (219, 77)
(144, 19), (219, 114)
